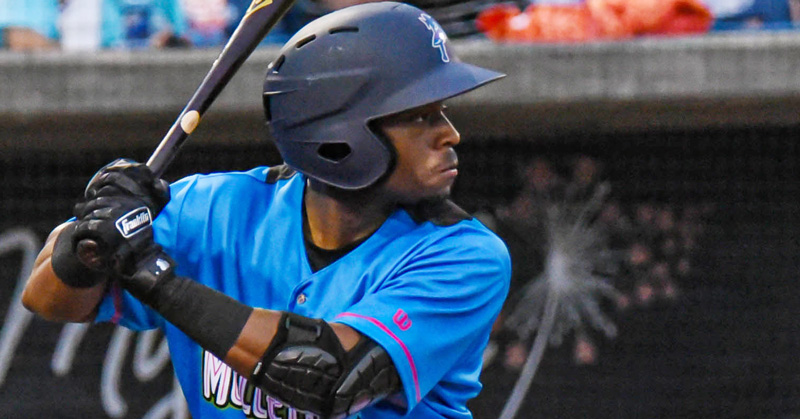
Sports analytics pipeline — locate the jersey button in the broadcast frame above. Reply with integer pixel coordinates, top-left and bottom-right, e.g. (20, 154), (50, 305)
(296, 293), (307, 305)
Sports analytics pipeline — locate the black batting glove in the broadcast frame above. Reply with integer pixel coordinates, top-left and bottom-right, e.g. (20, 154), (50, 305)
(73, 158), (170, 270)
(77, 158), (170, 218)
(74, 200), (159, 273)
(51, 221), (108, 288)
(52, 159), (170, 288)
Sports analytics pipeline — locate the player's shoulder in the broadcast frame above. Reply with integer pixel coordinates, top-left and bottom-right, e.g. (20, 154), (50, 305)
(170, 164), (299, 191)
(403, 199), (510, 261)
(404, 199), (472, 227)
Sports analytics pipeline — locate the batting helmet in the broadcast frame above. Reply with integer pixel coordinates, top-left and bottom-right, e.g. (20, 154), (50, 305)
(263, 1), (505, 189)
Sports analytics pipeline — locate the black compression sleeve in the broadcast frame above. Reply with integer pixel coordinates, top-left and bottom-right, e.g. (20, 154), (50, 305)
(134, 274), (254, 361)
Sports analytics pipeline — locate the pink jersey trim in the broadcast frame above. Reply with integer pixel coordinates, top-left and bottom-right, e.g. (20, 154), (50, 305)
(336, 312), (421, 402)
(111, 284), (123, 324)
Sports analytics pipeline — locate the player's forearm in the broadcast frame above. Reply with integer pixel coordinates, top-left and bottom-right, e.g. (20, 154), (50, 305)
(22, 223), (108, 322)
(224, 309), (361, 375)
(123, 269), (359, 377)
(223, 308), (279, 374)
(125, 257), (396, 417)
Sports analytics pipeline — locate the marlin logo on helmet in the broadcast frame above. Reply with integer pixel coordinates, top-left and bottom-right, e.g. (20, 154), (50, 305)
(418, 13), (449, 63)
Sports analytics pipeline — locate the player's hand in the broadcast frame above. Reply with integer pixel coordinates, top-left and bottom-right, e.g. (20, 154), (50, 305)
(80, 158), (170, 213)
(71, 159), (170, 272)
(72, 194), (159, 273)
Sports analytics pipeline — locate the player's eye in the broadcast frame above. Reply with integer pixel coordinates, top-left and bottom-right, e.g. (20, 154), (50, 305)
(409, 113), (427, 123)
(389, 104), (448, 126)
(412, 109), (447, 125)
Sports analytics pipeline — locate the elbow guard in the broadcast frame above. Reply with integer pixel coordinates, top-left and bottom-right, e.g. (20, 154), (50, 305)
(251, 312), (401, 418)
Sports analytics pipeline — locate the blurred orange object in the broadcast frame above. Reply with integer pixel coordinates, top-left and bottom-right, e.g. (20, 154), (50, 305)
(530, 4), (605, 42)
(476, 4), (606, 42)
(587, 0), (713, 35)
(476, 0), (713, 42)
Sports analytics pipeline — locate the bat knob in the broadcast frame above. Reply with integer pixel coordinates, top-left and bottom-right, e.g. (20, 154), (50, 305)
(76, 238), (107, 271)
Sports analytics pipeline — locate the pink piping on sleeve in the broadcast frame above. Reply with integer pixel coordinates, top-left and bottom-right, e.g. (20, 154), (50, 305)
(336, 312), (421, 403)
(110, 284), (123, 324)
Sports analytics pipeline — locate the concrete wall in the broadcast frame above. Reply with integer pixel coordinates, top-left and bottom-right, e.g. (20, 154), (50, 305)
(3, 31), (800, 152)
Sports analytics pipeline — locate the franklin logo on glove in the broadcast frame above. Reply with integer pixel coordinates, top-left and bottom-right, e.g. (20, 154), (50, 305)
(115, 207), (153, 238)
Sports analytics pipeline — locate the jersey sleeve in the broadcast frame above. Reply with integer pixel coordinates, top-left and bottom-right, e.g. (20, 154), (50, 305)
(94, 175), (198, 330)
(334, 226), (511, 413)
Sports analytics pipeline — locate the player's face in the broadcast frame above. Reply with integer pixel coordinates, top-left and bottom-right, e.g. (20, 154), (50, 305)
(376, 102), (461, 204)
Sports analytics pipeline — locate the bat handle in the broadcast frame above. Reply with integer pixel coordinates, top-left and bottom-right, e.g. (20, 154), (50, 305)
(73, 114), (187, 273)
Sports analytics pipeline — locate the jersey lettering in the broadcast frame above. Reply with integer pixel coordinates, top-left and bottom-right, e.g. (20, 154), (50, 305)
(393, 309), (412, 331)
(201, 350), (319, 419)
(204, 350), (233, 406)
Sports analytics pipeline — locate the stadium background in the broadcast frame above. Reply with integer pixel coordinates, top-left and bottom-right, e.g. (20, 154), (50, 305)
(0, 34), (799, 418)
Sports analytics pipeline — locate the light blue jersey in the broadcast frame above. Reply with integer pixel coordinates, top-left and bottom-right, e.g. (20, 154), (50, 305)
(96, 165), (511, 419)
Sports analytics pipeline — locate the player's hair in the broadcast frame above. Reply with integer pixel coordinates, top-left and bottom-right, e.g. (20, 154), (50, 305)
(263, 1), (504, 190)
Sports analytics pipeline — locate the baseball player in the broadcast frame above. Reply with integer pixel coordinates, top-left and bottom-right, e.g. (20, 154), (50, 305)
(23, 3), (511, 418)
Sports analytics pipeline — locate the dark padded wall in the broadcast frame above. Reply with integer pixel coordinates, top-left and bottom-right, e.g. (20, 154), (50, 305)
(0, 115), (797, 418)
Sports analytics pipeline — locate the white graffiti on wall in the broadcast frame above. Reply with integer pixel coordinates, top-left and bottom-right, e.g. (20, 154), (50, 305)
(0, 228), (187, 419)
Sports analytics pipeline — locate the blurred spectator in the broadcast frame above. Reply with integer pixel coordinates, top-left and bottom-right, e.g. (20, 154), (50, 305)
(114, 0), (189, 49)
(0, 0), (189, 51)
(0, 0), (60, 51)
(703, 0), (795, 30)
(181, 0), (232, 47)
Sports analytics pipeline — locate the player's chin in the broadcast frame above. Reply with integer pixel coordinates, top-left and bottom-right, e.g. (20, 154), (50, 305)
(422, 180), (455, 201)
(404, 171), (457, 203)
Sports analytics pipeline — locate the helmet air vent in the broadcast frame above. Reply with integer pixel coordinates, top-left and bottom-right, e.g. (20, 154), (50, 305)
(269, 55), (285, 73)
(295, 35), (316, 49)
(329, 27), (359, 34)
(317, 143), (352, 163)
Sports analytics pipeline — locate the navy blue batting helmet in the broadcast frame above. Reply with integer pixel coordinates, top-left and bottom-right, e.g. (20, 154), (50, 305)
(263, 1), (505, 189)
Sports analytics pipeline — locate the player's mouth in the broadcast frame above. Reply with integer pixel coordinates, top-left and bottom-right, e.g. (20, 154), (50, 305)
(437, 160), (459, 179)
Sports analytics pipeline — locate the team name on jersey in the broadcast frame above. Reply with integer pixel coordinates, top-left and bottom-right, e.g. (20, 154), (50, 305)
(202, 350), (319, 419)
(115, 207), (152, 238)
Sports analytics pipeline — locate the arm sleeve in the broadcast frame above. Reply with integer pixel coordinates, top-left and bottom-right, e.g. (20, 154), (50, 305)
(334, 228), (511, 412)
(94, 176), (198, 330)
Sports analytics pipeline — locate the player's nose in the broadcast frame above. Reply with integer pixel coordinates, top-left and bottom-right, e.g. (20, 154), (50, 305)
(435, 113), (460, 148)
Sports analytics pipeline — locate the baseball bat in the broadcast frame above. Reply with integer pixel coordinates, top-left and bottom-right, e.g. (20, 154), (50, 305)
(76, 0), (296, 269)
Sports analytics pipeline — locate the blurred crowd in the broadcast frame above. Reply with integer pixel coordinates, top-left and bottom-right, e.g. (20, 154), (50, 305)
(480, 155), (713, 369)
(477, 0), (800, 42)
(1, 0), (799, 51)
(0, 0), (378, 51)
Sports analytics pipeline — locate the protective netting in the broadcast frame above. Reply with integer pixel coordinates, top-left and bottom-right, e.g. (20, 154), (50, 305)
(0, 124), (798, 418)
